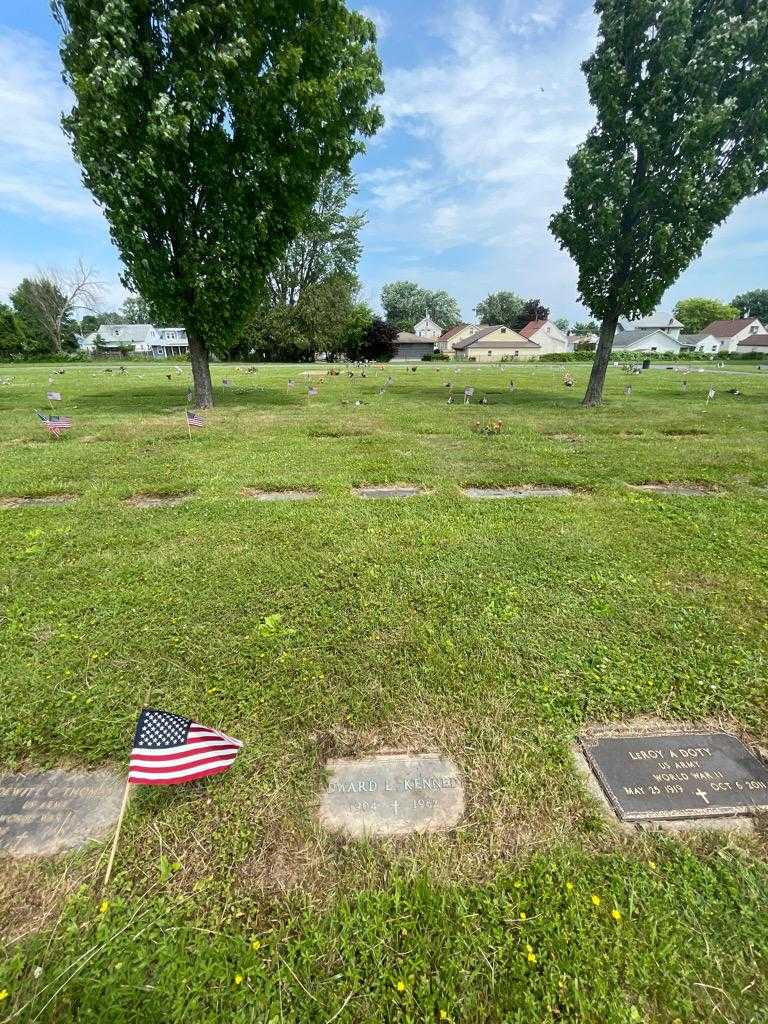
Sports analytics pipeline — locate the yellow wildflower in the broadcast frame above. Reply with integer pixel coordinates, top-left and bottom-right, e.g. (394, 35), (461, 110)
(519, 912), (527, 921)
(611, 909), (622, 922)
(440, 1012), (449, 1021)
(513, 880), (522, 889)
(99, 900), (109, 914)
(234, 974), (243, 985)
(565, 881), (574, 891)
(648, 860), (657, 870)
(591, 895), (601, 907)
(251, 939), (261, 951)
(0, 990), (8, 1002)
(396, 980), (406, 993)
(527, 951), (537, 964)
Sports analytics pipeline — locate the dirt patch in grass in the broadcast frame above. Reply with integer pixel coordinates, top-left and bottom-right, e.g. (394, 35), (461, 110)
(462, 485), (573, 499)
(0, 858), (88, 945)
(309, 429), (372, 439)
(242, 488), (319, 502)
(628, 482), (720, 497)
(354, 485), (428, 498)
(0, 493), (77, 509)
(124, 492), (194, 509)
(661, 429), (710, 438)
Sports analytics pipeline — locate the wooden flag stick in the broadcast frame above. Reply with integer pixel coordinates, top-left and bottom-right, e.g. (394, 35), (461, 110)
(103, 779), (131, 891)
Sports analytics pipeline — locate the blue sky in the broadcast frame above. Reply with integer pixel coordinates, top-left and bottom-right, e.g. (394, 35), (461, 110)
(2, 0), (767, 323)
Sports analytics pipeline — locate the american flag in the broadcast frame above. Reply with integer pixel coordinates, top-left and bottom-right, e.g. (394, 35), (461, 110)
(128, 708), (243, 785)
(36, 410), (72, 436)
(186, 410), (205, 428)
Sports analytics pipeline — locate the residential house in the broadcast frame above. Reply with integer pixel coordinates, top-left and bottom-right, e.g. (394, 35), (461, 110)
(392, 332), (437, 361)
(452, 325), (537, 361)
(412, 313), (443, 339)
(700, 318), (766, 353)
(80, 323), (189, 358)
(611, 329), (681, 354)
(678, 333), (720, 354)
(518, 319), (570, 355)
(617, 310), (683, 340)
(437, 323), (487, 354)
(735, 333), (768, 355)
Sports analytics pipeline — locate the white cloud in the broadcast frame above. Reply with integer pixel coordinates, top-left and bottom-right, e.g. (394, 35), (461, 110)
(358, 1), (598, 317)
(0, 29), (101, 223)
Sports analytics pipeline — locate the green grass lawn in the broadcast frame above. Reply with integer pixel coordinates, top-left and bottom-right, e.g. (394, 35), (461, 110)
(1, 359), (767, 1023)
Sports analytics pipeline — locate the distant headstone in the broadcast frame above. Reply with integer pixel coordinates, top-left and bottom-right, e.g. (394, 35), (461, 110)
(319, 753), (464, 837)
(580, 732), (768, 823)
(0, 770), (124, 857)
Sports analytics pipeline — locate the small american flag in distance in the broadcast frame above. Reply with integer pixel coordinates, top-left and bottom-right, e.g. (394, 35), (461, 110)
(129, 708), (243, 785)
(186, 410), (205, 428)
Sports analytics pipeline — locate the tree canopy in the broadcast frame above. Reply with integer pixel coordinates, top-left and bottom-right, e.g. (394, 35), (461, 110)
(511, 299), (549, 332)
(473, 291), (524, 329)
(380, 281), (461, 333)
(10, 278), (79, 354)
(550, 0), (768, 405)
(673, 298), (739, 335)
(267, 171), (365, 308)
(55, 0), (383, 405)
(732, 289), (768, 324)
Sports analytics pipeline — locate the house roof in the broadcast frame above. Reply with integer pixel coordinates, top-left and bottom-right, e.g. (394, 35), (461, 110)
(702, 318), (760, 337)
(518, 320), (548, 339)
(439, 323), (469, 342)
(619, 310), (683, 331)
(737, 333), (768, 348)
(611, 328), (679, 349)
(84, 324), (155, 346)
(453, 326), (538, 350)
(395, 332), (435, 345)
(678, 333), (706, 345)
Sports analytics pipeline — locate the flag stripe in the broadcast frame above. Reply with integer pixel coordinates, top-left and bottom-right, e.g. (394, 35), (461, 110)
(128, 756), (238, 781)
(130, 743), (241, 766)
(129, 753), (239, 774)
(128, 764), (232, 785)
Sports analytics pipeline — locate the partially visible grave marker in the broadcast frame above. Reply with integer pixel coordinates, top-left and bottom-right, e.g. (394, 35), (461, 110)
(319, 753), (464, 837)
(0, 770), (125, 857)
(579, 731), (768, 822)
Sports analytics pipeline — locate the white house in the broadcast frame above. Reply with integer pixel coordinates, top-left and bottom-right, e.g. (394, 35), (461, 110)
(611, 328), (681, 354)
(618, 310), (683, 340)
(700, 318), (766, 353)
(412, 313), (443, 340)
(79, 324), (189, 358)
(453, 325), (539, 361)
(736, 333), (768, 355)
(678, 333), (720, 354)
(517, 319), (570, 354)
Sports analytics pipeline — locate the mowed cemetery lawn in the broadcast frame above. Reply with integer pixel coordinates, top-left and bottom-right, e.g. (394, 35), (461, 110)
(1, 359), (768, 1023)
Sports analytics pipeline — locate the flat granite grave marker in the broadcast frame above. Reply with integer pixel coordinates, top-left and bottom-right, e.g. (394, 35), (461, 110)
(579, 732), (768, 822)
(319, 753), (464, 837)
(0, 770), (124, 857)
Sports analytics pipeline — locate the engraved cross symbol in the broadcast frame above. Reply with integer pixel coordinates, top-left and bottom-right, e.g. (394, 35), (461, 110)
(695, 788), (710, 804)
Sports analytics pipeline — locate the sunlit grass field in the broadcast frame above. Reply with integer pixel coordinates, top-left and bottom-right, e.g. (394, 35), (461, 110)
(1, 359), (767, 1023)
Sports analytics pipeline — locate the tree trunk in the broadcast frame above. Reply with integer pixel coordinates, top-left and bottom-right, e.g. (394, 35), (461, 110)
(187, 328), (214, 408)
(582, 314), (619, 407)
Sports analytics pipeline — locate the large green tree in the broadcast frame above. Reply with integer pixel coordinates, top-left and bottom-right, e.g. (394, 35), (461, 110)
(473, 290), (524, 328)
(267, 171), (365, 307)
(381, 281), (461, 333)
(550, 0), (768, 406)
(511, 299), (549, 332)
(673, 297), (739, 335)
(0, 302), (27, 358)
(732, 288), (768, 324)
(55, 0), (383, 406)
